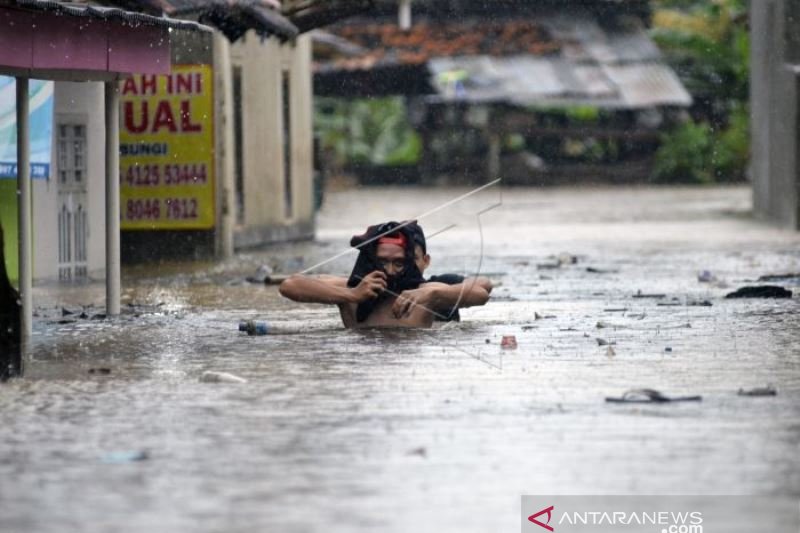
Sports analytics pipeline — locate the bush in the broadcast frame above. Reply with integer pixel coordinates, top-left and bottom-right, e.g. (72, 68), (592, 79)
(711, 104), (749, 181)
(651, 0), (750, 183)
(652, 120), (714, 183)
(315, 97), (422, 167)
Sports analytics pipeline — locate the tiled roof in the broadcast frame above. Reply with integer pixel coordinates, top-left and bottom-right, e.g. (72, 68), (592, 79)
(325, 19), (560, 70)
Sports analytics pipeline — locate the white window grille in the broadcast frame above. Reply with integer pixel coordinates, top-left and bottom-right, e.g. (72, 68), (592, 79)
(57, 122), (89, 281)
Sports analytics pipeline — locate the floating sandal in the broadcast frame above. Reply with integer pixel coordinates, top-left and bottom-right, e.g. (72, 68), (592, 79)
(606, 388), (702, 403)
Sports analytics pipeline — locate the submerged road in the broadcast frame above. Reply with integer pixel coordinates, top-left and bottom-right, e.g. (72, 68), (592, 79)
(1, 185), (799, 532)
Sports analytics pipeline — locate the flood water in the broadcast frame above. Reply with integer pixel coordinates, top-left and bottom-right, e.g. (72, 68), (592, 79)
(2, 185), (799, 533)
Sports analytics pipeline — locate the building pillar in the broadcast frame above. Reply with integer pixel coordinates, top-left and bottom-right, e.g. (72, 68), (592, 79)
(16, 77), (31, 355)
(105, 81), (120, 316)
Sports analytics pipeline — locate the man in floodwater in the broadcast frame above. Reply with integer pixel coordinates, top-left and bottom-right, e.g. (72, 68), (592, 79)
(279, 221), (492, 328)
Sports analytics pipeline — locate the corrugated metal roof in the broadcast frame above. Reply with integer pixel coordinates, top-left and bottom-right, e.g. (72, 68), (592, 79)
(8, 0), (212, 31)
(429, 54), (691, 109)
(425, 14), (690, 109)
(317, 8), (691, 108)
(603, 62), (692, 108)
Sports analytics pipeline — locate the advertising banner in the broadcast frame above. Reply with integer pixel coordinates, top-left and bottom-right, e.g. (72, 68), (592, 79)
(0, 76), (53, 179)
(119, 64), (215, 230)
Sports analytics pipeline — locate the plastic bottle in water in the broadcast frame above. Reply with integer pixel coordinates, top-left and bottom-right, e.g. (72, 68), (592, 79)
(238, 320), (269, 336)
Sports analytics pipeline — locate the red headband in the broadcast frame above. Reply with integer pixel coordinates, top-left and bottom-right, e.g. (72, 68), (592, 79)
(377, 233), (407, 248)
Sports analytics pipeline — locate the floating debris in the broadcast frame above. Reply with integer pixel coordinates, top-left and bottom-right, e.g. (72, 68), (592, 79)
(101, 450), (149, 464)
(757, 273), (800, 282)
(633, 290), (666, 299)
(88, 368), (112, 375)
(500, 335), (518, 349)
(200, 371), (247, 384)
(606, 346), (616, 357)
(725, 286), (793, 298)
(239, 320), (269, 336)
(698, 270), (716, 283)
(596, 321), (625, 329)
(587, 267), (619, 274)
(606, 388), (702, 403)
(407, 447), (427, 458)
(557, 253), (579, 265)
(596, 338), (616, 346)
(665, 347), (673, 352)
(534, 312), (556, 320)
(738, 385), (777, 397)
(246, 264), (273, 283)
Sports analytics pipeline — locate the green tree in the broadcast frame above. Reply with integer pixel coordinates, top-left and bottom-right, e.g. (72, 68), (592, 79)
(315, 97), (421, 167)
(651, 0), (750, 182)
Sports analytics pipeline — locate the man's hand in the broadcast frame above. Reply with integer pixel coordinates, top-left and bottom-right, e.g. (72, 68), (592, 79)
(351, 271), (387, 302)
(392, 286), (435, 318)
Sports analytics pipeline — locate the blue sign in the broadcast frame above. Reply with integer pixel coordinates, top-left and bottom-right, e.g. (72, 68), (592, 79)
(0, 76), (53, 179)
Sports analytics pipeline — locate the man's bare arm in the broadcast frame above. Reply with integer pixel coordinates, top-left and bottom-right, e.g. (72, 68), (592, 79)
(392, 280), (490, 318)
(426, 280), (490, 309)
(278, 275), (354, 304)
(463, 276), (493, 294)
(279, 272), (387, 305)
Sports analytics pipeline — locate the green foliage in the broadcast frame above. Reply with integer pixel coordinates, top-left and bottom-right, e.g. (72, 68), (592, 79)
(711, 103), (749, 181)
(653, 103), (749, 183)
(315, 97), (422, 167)
(652, 0), (749, 101)
(650, 0), (750, 182)
(652, 119), (714, 183)
(565, 105), (601, 123)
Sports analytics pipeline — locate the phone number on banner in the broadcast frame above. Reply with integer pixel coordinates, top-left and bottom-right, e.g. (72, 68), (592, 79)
(125, 197), (200, 221)
(122, 163), (208, 187)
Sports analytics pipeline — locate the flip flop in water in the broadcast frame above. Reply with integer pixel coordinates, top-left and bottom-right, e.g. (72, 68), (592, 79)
(605, 388), (702, 403)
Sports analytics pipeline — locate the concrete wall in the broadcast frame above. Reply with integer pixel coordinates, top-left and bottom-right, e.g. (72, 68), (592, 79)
(33, 81), (106, 281)
(231, 33), (315, 248)
(751, 0), (800, 229)
(213, 32), (236, 258)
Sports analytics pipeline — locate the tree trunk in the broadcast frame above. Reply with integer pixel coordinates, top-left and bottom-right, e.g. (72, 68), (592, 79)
(0, 221), (21, 380)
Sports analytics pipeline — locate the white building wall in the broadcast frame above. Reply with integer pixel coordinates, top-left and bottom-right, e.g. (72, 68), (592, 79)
(33, 81), (106, 282)
(230, 32), (315, 247)
(288, 35), (314, 224)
